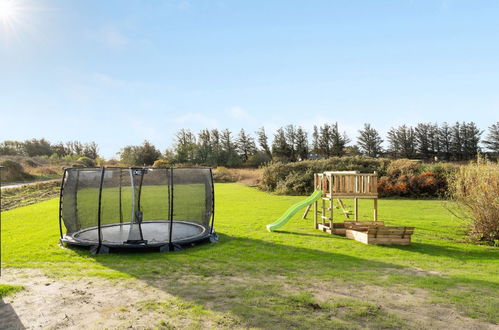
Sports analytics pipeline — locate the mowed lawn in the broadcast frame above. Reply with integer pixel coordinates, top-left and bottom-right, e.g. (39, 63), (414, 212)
(2, 183), (498, 328)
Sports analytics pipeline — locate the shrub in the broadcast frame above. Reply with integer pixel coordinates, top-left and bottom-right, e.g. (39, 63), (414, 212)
(386, 159), (421, 179)
(448, 158), (499, 243)
(275, 170), (315, 195)
(246, 151), (272, 167)
(152, 159), (170, 168)
(105, 158), (120, 166)
(261, 156), (452, 198)
(260, 156), (391, 194)
(213, 167), (241, 183)
(0, 160), (33, 182)
(77, 156), (96, 167)
(23, 159), (39, 168)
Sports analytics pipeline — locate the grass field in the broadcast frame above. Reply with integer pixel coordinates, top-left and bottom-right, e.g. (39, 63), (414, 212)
(1, 183), (498, 328)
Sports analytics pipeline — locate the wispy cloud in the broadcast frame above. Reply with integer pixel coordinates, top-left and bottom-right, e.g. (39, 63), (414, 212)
(92, 73), (128, 88)
(99, 26), (129, 50)
(226, 106), (252, 121)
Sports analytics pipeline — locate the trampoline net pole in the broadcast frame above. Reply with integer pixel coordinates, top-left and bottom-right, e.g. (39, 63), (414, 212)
(58, 168), (67, 239)
(169, 167), (174, 247)
(119, 168), (123, 224)
(126, 168), (146, 244)
(96, 167), (106, 252)
(209, 168), (215, 234)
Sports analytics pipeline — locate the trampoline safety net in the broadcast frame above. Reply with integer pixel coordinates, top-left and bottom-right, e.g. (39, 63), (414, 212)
(59, 167), (216, 253)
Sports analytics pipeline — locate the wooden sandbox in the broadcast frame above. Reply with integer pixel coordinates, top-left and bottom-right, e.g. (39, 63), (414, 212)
(309, 171), (415, 245)
(344, 221), (414, 245)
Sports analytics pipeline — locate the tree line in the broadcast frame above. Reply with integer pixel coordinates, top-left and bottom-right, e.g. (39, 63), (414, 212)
(119, 121), (499, 166)
(0, 139), (99, 159)
(2, 121), (499, 166)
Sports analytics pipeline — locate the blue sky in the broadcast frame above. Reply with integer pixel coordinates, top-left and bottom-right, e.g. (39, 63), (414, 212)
(1, 0), (498, 158)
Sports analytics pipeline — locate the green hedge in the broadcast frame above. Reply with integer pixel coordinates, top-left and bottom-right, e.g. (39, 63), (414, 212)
(260, 157), (457, 198)
(260, 156), (391, 195)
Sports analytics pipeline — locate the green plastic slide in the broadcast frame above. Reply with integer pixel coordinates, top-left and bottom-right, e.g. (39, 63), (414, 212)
(266, 190), (322, 232)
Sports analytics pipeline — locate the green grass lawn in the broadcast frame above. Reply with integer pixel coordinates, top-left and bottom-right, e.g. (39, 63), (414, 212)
(1, 183), (498, 328)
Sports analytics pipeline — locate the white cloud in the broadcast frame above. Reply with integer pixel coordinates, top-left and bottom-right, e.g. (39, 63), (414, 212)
(92, 73), (128, 88)
(226, 106), (252, 121)
(100, 26), (129, 50)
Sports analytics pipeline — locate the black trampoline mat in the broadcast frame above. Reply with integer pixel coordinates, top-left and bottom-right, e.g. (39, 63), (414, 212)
(64, 221), (208, 246)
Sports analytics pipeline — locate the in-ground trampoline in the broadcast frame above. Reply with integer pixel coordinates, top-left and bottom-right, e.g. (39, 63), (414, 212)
(59, 167), (217, 254)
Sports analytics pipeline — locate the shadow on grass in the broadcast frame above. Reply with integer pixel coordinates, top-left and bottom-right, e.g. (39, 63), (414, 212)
(272, 230), (335, 238)
(68, 233), (499, 327)
(384, 242), (499, 261)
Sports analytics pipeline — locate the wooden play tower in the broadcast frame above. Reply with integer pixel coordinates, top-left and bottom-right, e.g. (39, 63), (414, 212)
(312, 171), (379, 235)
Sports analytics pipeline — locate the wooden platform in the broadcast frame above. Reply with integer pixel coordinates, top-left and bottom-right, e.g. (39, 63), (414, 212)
(317, 221), (414, 245)
(345, 225), (414, 245)
(317, 221), (384, 236)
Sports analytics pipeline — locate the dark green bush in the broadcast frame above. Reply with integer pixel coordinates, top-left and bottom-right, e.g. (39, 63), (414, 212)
(386, 159), (421, 179)
(261, 156), (456, 198)
(152, 159), (170, 168)
(261, 156), (391, 194)
(77, 156), (96, 167)
(0, 160), (33, 182)
(213, 167), (241, 183)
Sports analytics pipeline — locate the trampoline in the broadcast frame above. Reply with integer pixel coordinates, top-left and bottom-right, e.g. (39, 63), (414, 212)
(59, 167), (217, 254)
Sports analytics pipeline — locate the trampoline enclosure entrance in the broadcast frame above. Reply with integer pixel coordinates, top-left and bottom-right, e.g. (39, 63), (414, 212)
(59, 167), (216, 253)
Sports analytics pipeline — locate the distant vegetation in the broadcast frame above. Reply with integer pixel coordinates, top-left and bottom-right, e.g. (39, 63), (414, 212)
(2, 121), (499, 169)
(118, 121), (499, 168)
(449, 158), (499, 244)
(260, 156), (456, 198)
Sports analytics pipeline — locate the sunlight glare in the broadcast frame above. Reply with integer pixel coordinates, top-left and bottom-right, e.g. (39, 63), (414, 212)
(0, 0), (17, 22)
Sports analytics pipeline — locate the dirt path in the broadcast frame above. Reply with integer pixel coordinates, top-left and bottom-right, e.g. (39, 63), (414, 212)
(1, 268), (497, 329)
(1, 179), (59, 190)
(0, 269), (179, 329)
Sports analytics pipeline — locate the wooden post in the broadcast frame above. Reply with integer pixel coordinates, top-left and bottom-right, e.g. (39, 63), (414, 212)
(373, 198), (378, 221)
(314, 200), (318, 228)
(302, 204), (311, 219)
(329, 198), (333, 229)
(354, 198), (359, 221)
(322, 198), (325, 226)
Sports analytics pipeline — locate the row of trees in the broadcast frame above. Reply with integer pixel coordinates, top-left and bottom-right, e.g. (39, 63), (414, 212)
(3, 121), (498, 166)
(117, 121), (499, 166)
(0, 139), (99, 159)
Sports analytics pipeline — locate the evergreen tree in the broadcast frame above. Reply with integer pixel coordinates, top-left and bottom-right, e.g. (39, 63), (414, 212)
(330, 122), (349, 156)
(450, 122), (464, 160)
(483, 122), (499, 153)
(357, 123), (383, 157)
(461, 122), (482, 160)
(318, 124), (332, 157)
(174, 129), (197, 163)
(415, 123), (433, 159)
(311, 125), (320, 155)
(196, 129), (212, 164)
(220, 129), (240, 166)
(272, 127), (291, 161)
(294, 127), (309, 160)
(119, 140), (161, 166)
(82, 142), (99, 159)
(256, 127), (272, 157)
(285, 125), (297, 161)
(387, 125), (416, 158)
(438, 122), (452, 161)
(209, 129), (222, 165)
(236, 129), (257, 162)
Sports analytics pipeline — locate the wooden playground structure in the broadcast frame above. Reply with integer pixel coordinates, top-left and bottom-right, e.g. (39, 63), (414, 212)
(304, 171), (414, 245)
